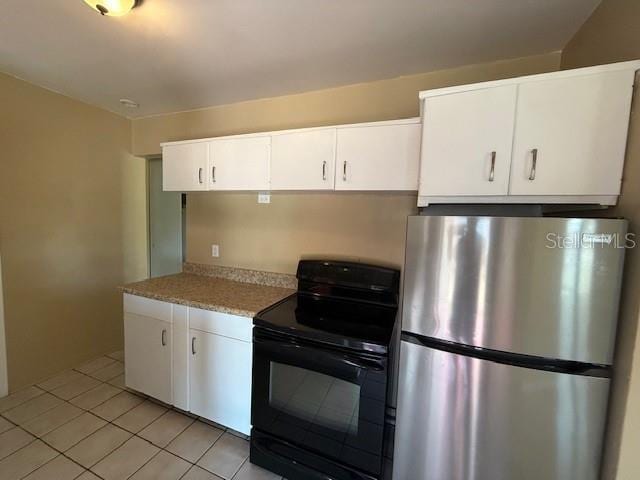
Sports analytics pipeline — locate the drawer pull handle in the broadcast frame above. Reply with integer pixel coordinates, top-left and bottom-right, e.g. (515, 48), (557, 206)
(489, 151), (496, 182)
(161, 329), (167, 347)
(192, 337), (196, 355)
(198, 167), (203, 184)
(212, 165), (216, 183)
(343, 160), (347, 181)
(528, 149), (538, 181)
(322, 161), (327, 181)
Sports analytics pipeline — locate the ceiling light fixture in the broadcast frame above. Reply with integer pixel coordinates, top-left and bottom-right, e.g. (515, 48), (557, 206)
(83, 0), (139, 17)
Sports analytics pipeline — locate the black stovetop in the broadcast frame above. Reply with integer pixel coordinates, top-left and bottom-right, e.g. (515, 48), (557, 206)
(254, 293), (397, 355)
(254, 260), (400, 355)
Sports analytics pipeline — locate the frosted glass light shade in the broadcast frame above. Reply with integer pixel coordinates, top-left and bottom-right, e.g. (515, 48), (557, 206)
(83, 0), (137, 16)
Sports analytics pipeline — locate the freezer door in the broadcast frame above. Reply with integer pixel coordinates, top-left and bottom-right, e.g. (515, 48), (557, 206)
(393, 339), (609, 480)
(403, 215), (627, 364)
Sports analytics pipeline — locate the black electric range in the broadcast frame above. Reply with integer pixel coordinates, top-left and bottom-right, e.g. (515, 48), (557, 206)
(250, 260), (400, 480)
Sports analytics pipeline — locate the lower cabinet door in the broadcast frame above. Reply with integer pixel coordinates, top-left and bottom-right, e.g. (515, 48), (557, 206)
(189, 329), (252, 435)
(124, 313), (172, 404)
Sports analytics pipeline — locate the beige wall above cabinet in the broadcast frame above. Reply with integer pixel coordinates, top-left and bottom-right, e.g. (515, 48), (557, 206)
(161, 118), (420, 193)
(418, 61), (640, 206)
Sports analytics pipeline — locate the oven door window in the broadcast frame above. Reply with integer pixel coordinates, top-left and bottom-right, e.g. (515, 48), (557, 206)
(269, 362), (360, 435)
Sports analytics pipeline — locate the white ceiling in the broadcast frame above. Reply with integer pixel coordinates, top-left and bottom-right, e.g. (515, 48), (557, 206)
(0, 0), (600, 118)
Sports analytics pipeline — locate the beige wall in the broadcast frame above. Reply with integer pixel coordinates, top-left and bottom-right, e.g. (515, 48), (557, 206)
(133, 52), (561, 275)
(0, 72), (148, 391)
(562, 1), (640, 479)
(187, 192), (416, 274)
(132, 52), (561, 156)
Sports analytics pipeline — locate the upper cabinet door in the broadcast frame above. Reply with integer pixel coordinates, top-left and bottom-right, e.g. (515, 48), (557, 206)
(335, 122), (421, 191)
(419, 86), (517, 197)
(163, 142), (209, 191)
(209, 136), (270, 190)
(509, 70), (635, 196)
(271, 129), (336, 190)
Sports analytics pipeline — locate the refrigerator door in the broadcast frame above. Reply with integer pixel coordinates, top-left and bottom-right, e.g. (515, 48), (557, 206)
(403, 215), (627, 364)
(393, 338), (609, 480)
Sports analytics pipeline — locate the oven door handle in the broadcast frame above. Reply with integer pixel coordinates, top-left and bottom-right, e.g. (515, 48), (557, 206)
(341, 354), (385, 371)
(255, 336), (385, 372)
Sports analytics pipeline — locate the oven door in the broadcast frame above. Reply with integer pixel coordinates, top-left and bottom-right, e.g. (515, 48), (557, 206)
(252, 327), (388, 477)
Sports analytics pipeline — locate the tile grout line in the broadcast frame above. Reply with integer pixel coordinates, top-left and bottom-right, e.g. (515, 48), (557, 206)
(1, 370), (128, 447)
(0, 359), (127, 479)
(1, 353), (258, 480)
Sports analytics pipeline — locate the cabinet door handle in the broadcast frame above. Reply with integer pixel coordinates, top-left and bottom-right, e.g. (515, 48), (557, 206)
(343, 161), (347, 181)
(489, 151), (496, 182)
(212, 165), (216, 183)
(198, 167), (203, 184)
(322, 161), (327, 181)
(528, 149), (538, 181)
(191, 337), (196, 355)
(161, 329), (167, 347)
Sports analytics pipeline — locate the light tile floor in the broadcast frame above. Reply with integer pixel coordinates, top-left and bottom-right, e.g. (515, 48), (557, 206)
(0, 352), (281, 480)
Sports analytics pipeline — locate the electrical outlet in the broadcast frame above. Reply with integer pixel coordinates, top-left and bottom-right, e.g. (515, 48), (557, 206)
(211, 244), (220, 257)
(258, 192), (271, 204)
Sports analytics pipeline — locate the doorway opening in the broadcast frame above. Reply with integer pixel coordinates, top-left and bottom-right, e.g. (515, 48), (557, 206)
(148, 157), (185, 277)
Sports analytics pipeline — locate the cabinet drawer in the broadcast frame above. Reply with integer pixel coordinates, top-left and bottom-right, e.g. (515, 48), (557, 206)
(124, 294), (172, 323)
(189, 308), (252, 342)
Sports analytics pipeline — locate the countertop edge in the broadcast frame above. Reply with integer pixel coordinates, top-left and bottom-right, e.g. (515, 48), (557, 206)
(120, 287), (261, 318)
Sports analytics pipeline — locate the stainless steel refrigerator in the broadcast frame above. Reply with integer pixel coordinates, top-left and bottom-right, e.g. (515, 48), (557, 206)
(393, 215), (627, 480)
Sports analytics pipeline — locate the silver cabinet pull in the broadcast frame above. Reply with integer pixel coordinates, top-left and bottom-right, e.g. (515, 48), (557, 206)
(489, 151), (496, 182)
(212, 165), (216, 183)
(343, 161), (347, 181)
(198, 167), (203, 184)
(528, 148), (538, 181)
(191, 337), (196, 355)
(161, 329), (167, 347)
(322, 161), (327, 181)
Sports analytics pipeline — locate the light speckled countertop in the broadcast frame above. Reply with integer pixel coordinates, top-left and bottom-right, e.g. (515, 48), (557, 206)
(121, 266), (296, 317)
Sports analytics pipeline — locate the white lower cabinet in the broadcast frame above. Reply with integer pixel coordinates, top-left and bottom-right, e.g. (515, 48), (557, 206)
(189, 329), (252, 435)
(123, 294), (253, 435)
(124, 312), (173, 404)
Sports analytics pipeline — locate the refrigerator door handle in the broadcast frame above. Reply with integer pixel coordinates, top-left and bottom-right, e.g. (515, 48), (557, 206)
(401, 332), (610, 378)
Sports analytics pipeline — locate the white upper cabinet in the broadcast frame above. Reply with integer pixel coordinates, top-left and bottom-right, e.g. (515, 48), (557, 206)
(271, 129), (336, 190)
(418, 61), (639, 206)
(509, 70), (634, 196)
(335, 121), (421, 191)
(163, 142), (209, 191)
(162, 118), (420, 192)
(209, 136), (270, 191)
(419, 86), (517, 196)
